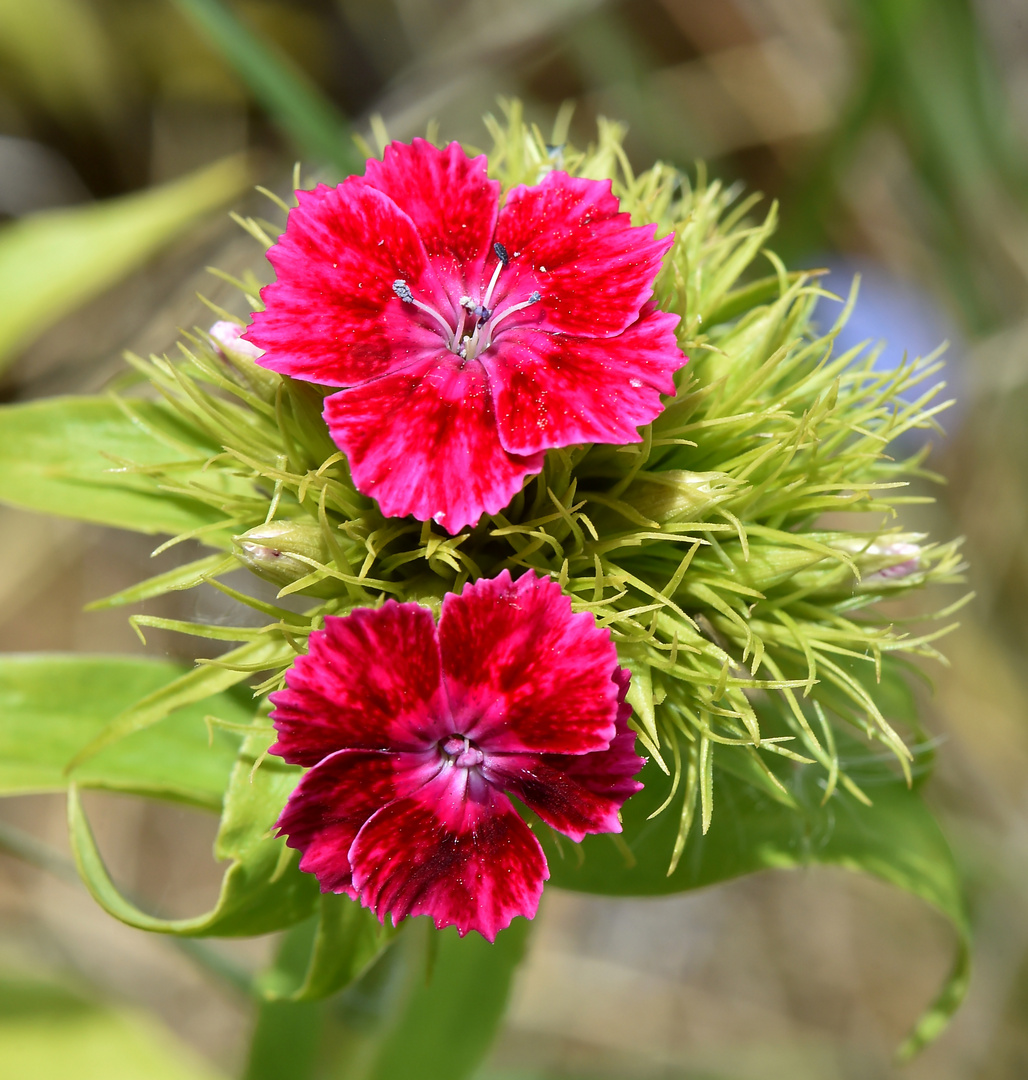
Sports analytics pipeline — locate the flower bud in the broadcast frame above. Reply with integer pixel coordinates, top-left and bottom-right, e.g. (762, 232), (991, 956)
(786, 533), (924, 594)
(233, 521), (335, 595)
(848, 535), (923, 586)
(208, 320), (279, 400)
(687, 540), (830, 595)
(210, 320), (263, 361)
(624, 470), (737, 524)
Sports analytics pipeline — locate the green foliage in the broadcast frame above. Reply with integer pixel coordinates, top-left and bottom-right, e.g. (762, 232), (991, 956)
(0, 970), (226, 1080)
(0, 396), (242, 537)
(544, 692), (967, 1059)
(361, 919), (531, 1080)
(0, 155), (250, 370)
(0, 655), (245, 809)
(0, 107), (969, 1057)
(258, 895), (398, 1004)
(69, 730), (319, 937)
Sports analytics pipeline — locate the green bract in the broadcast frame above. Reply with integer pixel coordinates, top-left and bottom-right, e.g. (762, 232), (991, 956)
(0, 104), (967, 1055)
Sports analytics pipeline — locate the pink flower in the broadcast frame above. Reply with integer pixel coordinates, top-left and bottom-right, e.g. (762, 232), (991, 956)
(270, 570), (644, 940)
(244, 139), (685, 532)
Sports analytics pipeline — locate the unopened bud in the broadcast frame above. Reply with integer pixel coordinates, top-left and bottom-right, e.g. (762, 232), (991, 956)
(625, 470), (737, 524)
(234, 521), (333, 593)
(855, 536), (923, 585)
(787, 533), (925, 594)
(208, 321), (279, 401)
(209, 320), (263, 361)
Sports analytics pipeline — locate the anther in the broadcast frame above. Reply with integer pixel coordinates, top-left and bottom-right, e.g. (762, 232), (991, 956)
(460, 296), (492, 322)
(493, 242), (510, 267)
(391, 279), (455, 346)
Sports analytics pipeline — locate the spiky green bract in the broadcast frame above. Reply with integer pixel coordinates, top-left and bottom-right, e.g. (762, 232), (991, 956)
(97, 106), (963, 871)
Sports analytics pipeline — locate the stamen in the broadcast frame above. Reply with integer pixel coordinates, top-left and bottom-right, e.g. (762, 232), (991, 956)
(484, 290), (541, 344)
(392, 278), (455, 346)
(481, 245), (511, 310)
(460, 296), (491, 323)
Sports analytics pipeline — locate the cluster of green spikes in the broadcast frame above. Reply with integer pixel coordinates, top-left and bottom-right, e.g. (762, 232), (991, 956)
(82, 101), (965, 874)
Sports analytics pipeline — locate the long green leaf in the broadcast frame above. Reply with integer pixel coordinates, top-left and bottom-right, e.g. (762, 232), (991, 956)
(244, 922), (324, 1080)
(0, 155), (250, 369)
(171, 0), (358, 173)
(0, 655), (246, 809)
(69, 731), (319, 937)
(67, 637), (294, 771)
(0, 396), (235, 536)
(259, 894), (398, 1003)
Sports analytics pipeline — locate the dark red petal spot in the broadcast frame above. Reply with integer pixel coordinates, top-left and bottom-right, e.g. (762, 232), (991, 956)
(349, 770), (548, 941)
(485, 676), (644, 841)
(362, 139), (500, 297)
(270, 602), (447, 766)
(244, 180), (450, 386)
(439, 570), (621, 755)
(492, 171), (674, 339)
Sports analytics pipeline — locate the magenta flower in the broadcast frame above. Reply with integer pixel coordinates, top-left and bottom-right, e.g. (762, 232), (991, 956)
(244, 139), (685, 532)
(270, 570), (644, 940)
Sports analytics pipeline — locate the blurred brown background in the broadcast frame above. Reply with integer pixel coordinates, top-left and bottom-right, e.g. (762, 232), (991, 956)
(2, 0), (1028, 1077)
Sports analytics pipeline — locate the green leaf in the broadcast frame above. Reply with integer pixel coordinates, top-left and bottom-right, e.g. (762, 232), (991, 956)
(69, 730), (319, 938)
(0, 155), (250, 369)
(365, 919), (532, 1080)
(545, 747), (969, 1059)
(67, 636), (293, 772)
(0, 396), (233, 536)
(171, 0), (358, 173)
(85, 553), (238, 610)
(0, 654), (246, 809)
(259, 894), (399, 1003)
(244, 921), (324, 1080)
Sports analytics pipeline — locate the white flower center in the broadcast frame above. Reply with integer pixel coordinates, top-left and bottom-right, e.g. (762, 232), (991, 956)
(392, 242), (541, 362)
(441, 733), (485, 769)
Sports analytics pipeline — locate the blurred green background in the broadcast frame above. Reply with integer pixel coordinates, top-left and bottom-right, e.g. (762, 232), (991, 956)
(1, 0), (1028, 1077)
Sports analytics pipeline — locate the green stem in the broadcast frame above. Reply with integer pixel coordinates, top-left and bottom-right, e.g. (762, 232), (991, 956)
(243, 919), (325, 1080)
(339, 917), (532, 1080)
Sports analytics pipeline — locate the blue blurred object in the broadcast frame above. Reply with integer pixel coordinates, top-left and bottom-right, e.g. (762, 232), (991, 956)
(813, 257), (965, 437)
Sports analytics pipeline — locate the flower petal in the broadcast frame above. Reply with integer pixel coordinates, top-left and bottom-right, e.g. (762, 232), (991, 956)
(488, 303), (684, 455)
(275, 748), (437, 895)
(244, 180), (451, 386)
(362, 139), (499, 296)
(349, 768), (548, 940)
(491, 171), (674, 339)
(485, 671), (644, 841)
(439, 570), (621, 755)
(270, 602), (448, 765)
(323, 355), (545, 533)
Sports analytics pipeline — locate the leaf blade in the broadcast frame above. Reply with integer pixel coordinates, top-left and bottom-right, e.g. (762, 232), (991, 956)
(0, 154), (250, 368)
